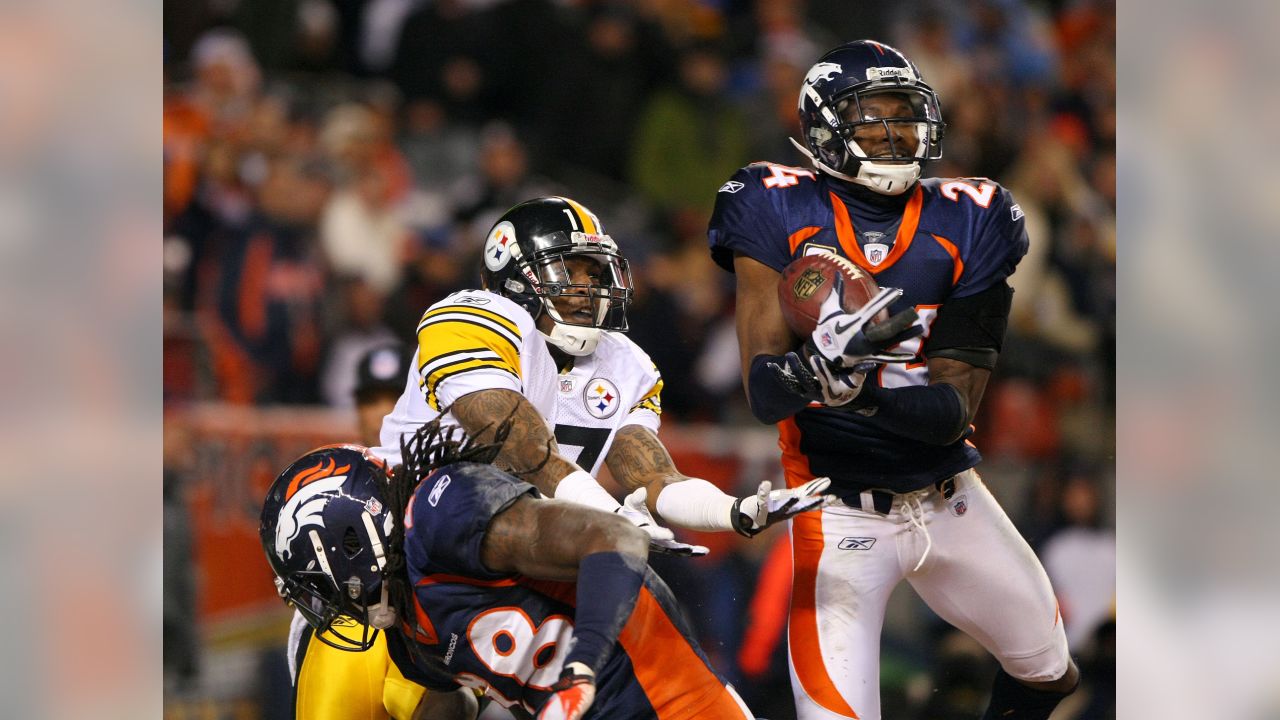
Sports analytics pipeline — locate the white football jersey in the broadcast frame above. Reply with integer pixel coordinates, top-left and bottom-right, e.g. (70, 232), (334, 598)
(374, 289), (663, 475)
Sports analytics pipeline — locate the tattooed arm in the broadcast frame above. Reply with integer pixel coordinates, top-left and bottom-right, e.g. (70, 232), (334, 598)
(606, 424), (831, 536)
(450, 389), (581, 498)
(604, 424), (690, 515)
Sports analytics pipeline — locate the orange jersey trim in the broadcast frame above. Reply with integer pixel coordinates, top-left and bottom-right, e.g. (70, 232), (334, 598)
(416, 574), (519, 589)
(777, 418), (815, 489)
(620, 587), (744, 719)
(829, 185), (923, 275)
(929, 234), (964, 286)
(788, 226), (823, 254)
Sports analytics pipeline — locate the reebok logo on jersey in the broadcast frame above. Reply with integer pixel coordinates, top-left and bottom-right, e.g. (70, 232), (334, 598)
(428, 474), (452, 507)
(719, 180), (744, 193)
(838, 537), (876, 550)
(455, 295), (491, 305)
(1010, 203), (1024, 221)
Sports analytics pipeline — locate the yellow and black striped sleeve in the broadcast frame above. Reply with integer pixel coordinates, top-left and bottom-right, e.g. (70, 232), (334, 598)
(630, 376), (663, 415)
(416, 303), (523, 411)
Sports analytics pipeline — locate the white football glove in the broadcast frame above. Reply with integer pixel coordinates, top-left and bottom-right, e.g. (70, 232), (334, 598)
(732, 478), (833, 537)
(805, 355), (871, 406)
(618, 490), (710, 557)
(808, 277), (921, 369)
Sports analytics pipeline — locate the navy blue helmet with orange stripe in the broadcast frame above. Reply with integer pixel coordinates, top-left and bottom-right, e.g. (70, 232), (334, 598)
(480, 196), (633, 356)
(794, 40), (947, 195)
(260, 444), (397, 652)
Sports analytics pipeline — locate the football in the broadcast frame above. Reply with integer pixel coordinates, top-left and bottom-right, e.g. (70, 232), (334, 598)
(777, 252), (885, 336)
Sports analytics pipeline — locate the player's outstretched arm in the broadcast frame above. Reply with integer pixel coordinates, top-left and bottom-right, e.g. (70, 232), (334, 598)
(606, 424), (830, 537)
(481, 498), (650, 720)
(411, 687), (478, 720)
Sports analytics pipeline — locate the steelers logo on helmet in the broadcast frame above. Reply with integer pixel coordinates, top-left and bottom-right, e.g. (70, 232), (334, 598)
(583, 378), (621, 419)
(483, 220), (518, 271)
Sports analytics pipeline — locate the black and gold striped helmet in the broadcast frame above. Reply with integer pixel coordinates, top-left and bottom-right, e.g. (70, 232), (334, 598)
(480, 196), (633, 355)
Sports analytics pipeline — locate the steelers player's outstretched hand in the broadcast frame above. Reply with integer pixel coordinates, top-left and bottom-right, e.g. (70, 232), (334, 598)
(618, 488), (710, 557)
(537, 663), (596, 720)
(732, 478), (833, 538)
(806, 281), (922, 369)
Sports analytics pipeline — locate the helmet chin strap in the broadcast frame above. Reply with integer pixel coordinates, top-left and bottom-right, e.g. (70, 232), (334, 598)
(790, 137), (920, 196)
(540, 301), (603, 356)
(544, 322), (601, 356)
(367, 581), (397, 630)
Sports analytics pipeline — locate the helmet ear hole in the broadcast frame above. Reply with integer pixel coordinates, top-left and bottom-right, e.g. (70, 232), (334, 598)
(343, 526), (362, 558)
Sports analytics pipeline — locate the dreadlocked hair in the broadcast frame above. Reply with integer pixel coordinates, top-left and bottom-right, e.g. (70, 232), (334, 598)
(380, 410), (522, 668)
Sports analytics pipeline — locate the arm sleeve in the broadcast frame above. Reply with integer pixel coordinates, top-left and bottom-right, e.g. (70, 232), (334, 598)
(952, 184), (1029, 298)
(415, 297), (525, 411)
(707, 166), (793, 273)
(924, 280), (1015, 368)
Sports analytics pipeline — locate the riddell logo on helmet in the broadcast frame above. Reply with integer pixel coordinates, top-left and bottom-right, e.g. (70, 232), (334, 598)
(866, 66), (915, 82)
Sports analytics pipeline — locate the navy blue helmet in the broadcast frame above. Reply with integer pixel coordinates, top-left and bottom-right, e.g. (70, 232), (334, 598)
(260, 445), (397, 651)
(794, 40), (946, 195)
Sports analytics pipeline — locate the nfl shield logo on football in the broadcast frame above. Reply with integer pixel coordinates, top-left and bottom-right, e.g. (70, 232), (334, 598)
(949, 494), (968, 517)
(584, 378), (621, 419)
(793, 268), (826, 300)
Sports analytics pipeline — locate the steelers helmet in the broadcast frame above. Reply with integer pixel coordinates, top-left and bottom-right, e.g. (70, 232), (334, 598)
(480, 197), (632, 356)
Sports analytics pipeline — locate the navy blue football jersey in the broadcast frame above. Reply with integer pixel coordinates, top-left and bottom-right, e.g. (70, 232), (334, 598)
(402, 462), (752, 719)
(709, 163), (1029, 493)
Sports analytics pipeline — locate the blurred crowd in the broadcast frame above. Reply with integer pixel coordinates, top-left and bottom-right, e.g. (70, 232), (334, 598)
(163, 0), (1114, 718)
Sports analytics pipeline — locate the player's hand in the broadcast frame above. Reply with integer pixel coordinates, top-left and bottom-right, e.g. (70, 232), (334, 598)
(807, 279), (922, 368)
(537, 662), (596, 720)
(732, 478), (833, 537)
(765, 350), (871, 407)
(619, 488), (710, 557)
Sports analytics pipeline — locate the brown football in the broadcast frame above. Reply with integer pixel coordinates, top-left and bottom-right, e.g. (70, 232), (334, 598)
(777, 251), (885, 336)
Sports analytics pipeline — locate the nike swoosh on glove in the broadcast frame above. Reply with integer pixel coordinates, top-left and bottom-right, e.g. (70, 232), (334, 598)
(732, 478), (833, 537)
(537, 663), (596, 720)
(765, 350), (871, 407)
(808, 276), (922, 368)
(618, 490), (710, 557)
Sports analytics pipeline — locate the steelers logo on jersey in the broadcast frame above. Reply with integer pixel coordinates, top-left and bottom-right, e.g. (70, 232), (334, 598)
(583, 378), (621, 419)
(484, 220), (517, 271)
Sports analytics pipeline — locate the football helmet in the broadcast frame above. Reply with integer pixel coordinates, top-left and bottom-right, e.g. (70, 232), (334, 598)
(260, 444), (397, 651)
(794, 40), (946, 195)
(480, 197), (632, 356)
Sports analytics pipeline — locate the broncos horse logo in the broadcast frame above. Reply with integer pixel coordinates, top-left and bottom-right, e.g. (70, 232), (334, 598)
(804, 62), (843, 86)
(274, 457), (351, 561)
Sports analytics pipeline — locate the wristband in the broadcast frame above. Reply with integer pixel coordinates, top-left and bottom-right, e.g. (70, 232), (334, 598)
(653, 478), (737, 531)
(553, 470), (622, 512)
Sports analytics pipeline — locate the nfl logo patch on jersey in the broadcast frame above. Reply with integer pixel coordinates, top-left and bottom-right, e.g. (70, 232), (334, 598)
(862, 231), (889, 266)
(584, 378), (621, 419)
(949, 494), (968, 517)
(559, 377), (576, 394)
